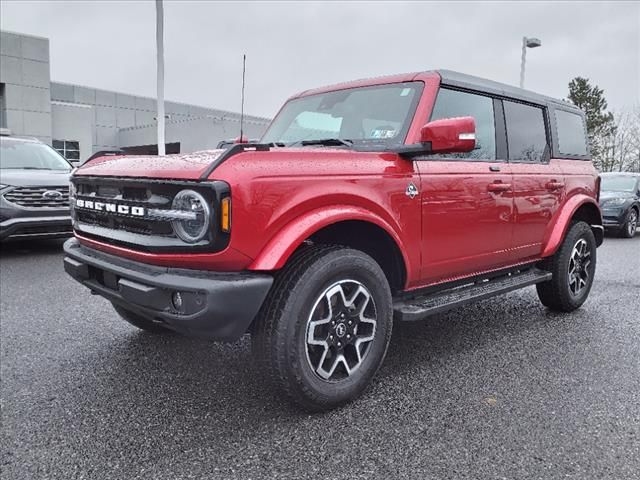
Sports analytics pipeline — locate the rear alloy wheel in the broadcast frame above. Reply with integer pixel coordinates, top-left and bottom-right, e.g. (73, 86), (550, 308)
(567, 238), (592, 297)
(620, 208), (638, 238)
(536, 221), (597, 312)
(252, 245), (393, 411)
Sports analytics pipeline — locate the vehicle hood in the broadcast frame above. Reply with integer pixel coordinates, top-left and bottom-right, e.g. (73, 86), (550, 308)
(72, 147), (355, 180)
(74, 150), (227, 180)
(599, 190), (636, 202)
(0, 169), (71, 187)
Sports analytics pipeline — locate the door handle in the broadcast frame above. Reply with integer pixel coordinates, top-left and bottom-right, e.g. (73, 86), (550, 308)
(488, 182), (512, 193)
(546, 181), (565, 190)
(489, 165), (501, 172)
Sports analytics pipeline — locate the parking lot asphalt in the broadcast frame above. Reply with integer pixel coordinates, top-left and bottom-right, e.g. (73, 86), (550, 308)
(1, 235), (639, 480)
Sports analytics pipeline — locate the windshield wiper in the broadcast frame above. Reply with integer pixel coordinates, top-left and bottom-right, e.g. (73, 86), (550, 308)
(296, 138), (354, 147)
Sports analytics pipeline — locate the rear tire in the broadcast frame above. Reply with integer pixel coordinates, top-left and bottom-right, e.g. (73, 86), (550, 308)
(112, 303), (172, 334)
(251, 245), (393, 412)
(536, 221), (597, 312)
(619, 208), (638, 238)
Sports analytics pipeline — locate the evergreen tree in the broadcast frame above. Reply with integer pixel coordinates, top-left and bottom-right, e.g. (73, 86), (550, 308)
(567, 77), (616, 169)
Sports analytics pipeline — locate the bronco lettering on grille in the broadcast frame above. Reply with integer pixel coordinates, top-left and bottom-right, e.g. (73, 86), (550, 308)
(75, 198), (145, 217)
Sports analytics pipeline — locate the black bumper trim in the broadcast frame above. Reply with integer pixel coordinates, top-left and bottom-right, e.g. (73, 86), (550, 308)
(0, 215), (72, 240)
(63, 238), (273, 341)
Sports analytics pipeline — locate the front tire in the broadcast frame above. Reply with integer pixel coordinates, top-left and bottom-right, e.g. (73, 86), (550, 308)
(619, 208), (638, 238)
(536, 221), (597, 312)
(252, 245), (393, 412)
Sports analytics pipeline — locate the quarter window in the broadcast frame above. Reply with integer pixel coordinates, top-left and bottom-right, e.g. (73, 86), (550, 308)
(504, 101), (547, 162)
(555, 110), (588, 156)
(430, 89), (496, 160)
(53, 140), (80, 161)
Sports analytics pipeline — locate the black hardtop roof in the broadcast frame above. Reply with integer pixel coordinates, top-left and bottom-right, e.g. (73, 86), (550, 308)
(436, 69), (581, 113)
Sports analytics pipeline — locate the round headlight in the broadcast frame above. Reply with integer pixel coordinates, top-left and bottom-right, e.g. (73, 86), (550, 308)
(171, 190), (211, 243)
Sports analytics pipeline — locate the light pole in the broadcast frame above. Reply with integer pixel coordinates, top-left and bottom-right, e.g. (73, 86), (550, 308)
(155, 0), (165, 156)
(519, 36), (541, 89)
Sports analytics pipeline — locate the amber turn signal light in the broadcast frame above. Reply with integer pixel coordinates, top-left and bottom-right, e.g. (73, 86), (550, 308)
(221, 197), (231, 233)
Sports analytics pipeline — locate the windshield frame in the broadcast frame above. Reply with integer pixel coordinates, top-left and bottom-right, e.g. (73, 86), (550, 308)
(261, 81), (425, 149)
(0, 138), (73, 171)
(601, 176), (639, 193)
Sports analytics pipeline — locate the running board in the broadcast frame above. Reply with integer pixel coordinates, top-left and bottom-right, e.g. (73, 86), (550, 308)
(393, 268), (552, 322)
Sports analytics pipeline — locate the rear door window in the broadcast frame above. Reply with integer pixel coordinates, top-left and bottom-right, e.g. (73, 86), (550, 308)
(504, 101), (548, 162)
(555, 110), (588, 156)
(430, 88), (496, 160)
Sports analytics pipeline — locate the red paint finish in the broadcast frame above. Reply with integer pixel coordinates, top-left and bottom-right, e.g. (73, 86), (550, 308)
(540, 194), (599, 258)
(541, 159), (600, 257)
(75, 149), (226, 180)
(214, 148), (423, 288)
(420, 116), (476, 154)
(415, 160), (514, 284)
(75, 233), (254, 271)
(73, 71), (600, 293)
(509, 159), (565, 260)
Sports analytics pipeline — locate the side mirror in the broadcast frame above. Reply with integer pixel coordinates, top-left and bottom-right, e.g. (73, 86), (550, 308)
(420, 116), (476, 154)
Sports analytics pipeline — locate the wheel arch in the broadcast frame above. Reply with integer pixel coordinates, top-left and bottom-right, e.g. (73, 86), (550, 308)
(247, 206), (411, 293)
(542, 195), (603, 258)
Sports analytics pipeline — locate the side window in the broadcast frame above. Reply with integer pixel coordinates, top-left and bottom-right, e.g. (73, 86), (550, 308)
(555, 110), (588, 156)
(504, 101), (547, 162)
(430, 88), (496, 160)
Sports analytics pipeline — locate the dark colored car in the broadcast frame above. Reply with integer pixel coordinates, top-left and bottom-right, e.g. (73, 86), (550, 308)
(0, 135), (73, 242)
(599, 172), (639, 238)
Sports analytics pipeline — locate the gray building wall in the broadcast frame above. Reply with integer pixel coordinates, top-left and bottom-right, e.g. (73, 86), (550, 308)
(118, 114), (269, 153)
(51, 101), (94, 163)
(50, 82), (270, 159)
(0, 30), (52, 144)
(1, 29), (271, 163)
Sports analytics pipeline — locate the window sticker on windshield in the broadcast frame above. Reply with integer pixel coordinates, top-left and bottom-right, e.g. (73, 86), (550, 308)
(370, 128), (397, 139)
(400, 88), (411, 97)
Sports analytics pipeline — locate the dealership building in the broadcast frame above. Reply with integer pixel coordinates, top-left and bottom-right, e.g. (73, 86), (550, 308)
(0, 30), (271, 163)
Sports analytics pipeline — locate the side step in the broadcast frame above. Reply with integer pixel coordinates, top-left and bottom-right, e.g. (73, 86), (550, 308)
(393, 267), (552, 322)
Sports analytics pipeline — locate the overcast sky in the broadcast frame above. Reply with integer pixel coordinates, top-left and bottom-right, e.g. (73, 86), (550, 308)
(1, 1), (638, 118)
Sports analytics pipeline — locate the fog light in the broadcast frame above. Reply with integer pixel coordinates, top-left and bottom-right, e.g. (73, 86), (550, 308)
(172, 291), (184, 310)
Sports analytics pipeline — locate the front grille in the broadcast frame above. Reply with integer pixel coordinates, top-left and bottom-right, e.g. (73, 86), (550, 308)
(76, 209), (173, 236)
(71, 176), (230, 253)
(4, 186), (70, 208)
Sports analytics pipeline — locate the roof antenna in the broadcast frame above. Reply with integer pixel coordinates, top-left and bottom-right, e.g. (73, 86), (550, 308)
(239, 54), (246, 143)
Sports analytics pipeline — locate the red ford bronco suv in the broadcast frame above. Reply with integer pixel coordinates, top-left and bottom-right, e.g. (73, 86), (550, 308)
(64, 70), (603, 411)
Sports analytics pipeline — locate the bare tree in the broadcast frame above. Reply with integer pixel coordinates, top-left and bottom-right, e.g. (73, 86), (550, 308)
(600, 105), (640, 173)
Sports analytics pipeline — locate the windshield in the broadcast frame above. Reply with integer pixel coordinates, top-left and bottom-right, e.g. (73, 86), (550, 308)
(601, 176), (638, 193)
(262, 81), (423, 146)
(0, 138), (72, 171)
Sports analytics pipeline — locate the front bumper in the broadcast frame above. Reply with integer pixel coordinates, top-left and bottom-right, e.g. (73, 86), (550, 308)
(0, 215), (72, 240)
(600, 207), (626, 228)
(63, 238), (273, 341)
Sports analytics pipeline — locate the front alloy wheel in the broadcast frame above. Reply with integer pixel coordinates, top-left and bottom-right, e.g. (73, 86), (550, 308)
(306, 280), (377, 381)
(252, 245), (393, 411)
